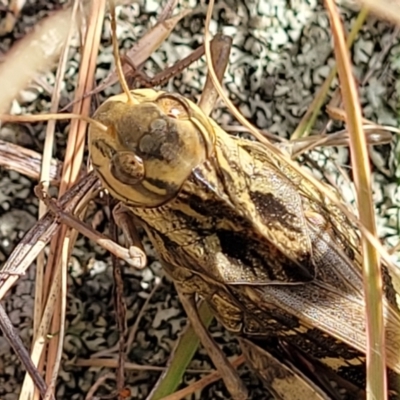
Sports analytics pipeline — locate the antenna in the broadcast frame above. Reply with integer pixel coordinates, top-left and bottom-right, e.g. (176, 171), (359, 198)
(109, 0), (135, 104)
(0, 113), (107, 132)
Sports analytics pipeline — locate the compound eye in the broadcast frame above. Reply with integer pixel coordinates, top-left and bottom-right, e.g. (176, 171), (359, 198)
(155, 93), (191, 119)
(110, 151), (144, 186)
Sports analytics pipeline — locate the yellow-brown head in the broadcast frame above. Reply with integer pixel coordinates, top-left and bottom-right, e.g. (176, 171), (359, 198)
(89, 89), (215, 207)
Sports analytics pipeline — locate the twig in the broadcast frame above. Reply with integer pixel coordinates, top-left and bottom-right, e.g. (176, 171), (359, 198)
(0, 172), (100, 299)
(0, 304), (53, 400)
(110, 200), (128, 397)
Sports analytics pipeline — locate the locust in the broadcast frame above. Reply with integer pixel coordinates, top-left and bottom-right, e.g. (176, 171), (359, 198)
(88, 92), (400, 399)
(0, 1), (400, 399)
(87, 6), (400, 400)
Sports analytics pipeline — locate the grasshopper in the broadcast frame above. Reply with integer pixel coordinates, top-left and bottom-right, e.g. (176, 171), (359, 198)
(87, 4), (400, 400)
(88, 92), (400, 399)
(0, 1), (399, 399)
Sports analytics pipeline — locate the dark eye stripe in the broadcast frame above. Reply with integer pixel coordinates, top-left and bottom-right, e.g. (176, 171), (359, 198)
(145, 177), (179, 194)
(93, 139), (116, 159)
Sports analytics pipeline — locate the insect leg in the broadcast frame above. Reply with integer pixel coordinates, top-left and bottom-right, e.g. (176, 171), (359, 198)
(197, 33), (232, 116)
(177, 289), (248, 400)
(239, 337), (330, 400)
(112, 202), (147, 269)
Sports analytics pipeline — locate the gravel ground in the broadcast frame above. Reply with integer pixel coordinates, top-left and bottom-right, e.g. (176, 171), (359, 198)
(0, 0), (399, 399)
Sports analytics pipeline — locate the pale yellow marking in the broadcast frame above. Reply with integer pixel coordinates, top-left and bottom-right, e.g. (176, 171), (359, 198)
(142, 180), (167, 196)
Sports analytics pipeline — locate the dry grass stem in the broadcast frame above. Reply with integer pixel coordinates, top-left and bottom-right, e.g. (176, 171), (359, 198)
(0, 7), (78, 113)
